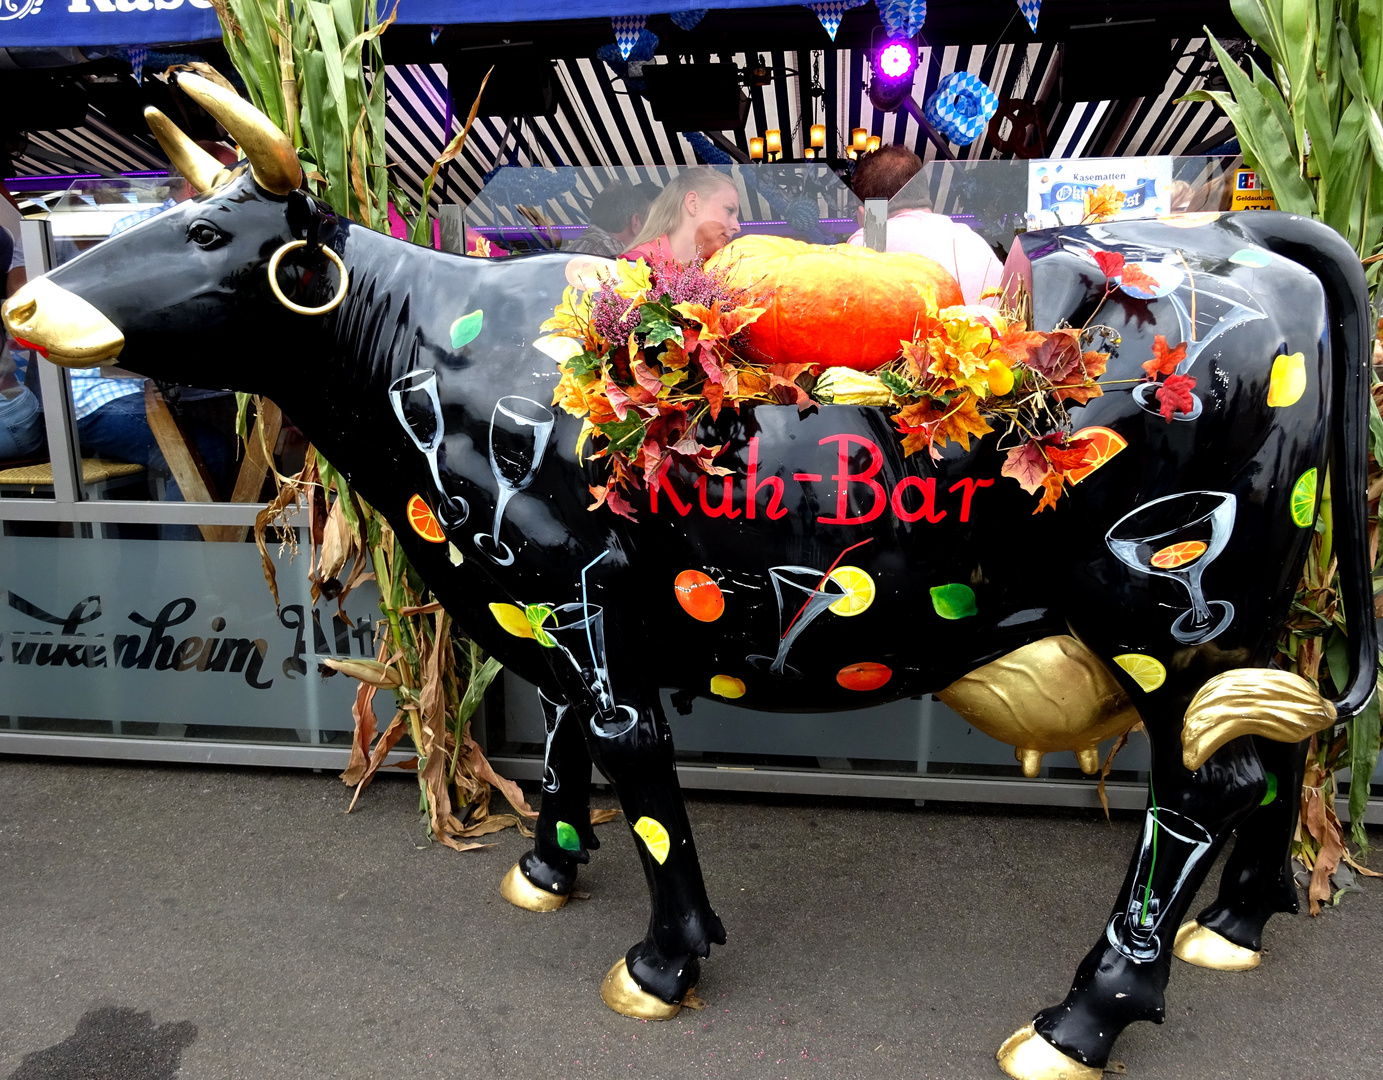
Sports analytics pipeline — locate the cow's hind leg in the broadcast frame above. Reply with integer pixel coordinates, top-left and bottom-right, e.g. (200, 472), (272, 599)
(1174, 735), (1307, 968)
(501, 687), (600, 912)
(580, 685), (725, 1019)
(999, 709), (1268, 1079)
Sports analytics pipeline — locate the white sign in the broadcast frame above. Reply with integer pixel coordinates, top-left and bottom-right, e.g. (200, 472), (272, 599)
(1026, 157), (1175, 230)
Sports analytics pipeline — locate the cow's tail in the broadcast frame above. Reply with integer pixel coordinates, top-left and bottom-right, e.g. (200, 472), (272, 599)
(1235, 211), (1377, 721)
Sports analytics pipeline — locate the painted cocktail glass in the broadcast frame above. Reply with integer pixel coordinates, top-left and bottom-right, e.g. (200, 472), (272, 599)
(1105, 491), (1236, 644)
(475, 395), (555, 566)
(1106, 806), (1214, 962)
(747, 566), (846, 678)
(545, 602), (636, 738)
(389, 369), (468, 529)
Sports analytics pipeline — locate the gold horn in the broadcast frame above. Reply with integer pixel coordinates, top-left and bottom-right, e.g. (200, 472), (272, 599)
(143, 107), (230, 194)
(176, 72), (302, 195)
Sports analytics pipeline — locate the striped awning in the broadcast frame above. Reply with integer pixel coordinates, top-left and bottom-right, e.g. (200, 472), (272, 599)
(10, 37), (1232, 218)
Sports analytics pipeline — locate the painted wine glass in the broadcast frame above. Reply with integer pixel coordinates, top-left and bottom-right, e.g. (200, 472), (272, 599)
(388, 369), (468, 530)
(475, 395), (555, 566)
(1105, 491), (1237, 644)
(545, 602), (637, 738)
(746, 566), (846, 678)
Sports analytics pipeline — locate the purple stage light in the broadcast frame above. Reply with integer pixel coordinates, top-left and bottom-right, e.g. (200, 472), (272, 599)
(878, 40), (916, 80)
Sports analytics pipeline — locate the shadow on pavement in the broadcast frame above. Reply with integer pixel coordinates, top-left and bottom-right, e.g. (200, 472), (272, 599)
(7, 1006), (196, 1080)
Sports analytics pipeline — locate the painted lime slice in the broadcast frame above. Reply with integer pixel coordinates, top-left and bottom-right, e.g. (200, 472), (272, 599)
(1113, 653), (1166, 693)
(556, 820), (581, 852)
(1290, 468), (1317, 528)
(525, 604), (557, 647)
(1261, 771), (1278, 806)
(450, 309), (483, 349)
(633, 816), (671, 864)
(930, 583), (977, 620)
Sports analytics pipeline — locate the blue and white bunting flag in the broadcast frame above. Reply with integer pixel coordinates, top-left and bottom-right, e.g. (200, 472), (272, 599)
(808, 0), (869, 41)
(1017, 0), (1040, 32)
(611, 15), (648, 61)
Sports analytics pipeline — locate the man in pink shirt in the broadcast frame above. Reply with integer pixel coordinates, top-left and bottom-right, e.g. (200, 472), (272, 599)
(846, 145), (1003, 305)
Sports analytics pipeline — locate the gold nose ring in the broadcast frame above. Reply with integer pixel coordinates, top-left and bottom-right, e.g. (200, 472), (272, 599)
(267, 240), (349, 315)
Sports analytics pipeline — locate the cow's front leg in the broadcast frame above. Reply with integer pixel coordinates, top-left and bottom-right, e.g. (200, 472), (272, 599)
(501, 687), (600, 912)
(999, 714), (1267, 1079)
(581, 686), (725, 1019)
(1174, 735), (1308, 969)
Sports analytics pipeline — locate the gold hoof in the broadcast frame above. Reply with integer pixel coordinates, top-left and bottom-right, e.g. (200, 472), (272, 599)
(600, 959), (683, 1020)
(499, 862), (568, 913)
(1173, 921), (1262, 971)
(996, 1024), (1102, 1080)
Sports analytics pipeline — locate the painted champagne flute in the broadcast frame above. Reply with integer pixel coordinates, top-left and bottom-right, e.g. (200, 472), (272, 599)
(544, 602), (637, 738)
(1105, 806), (1213, 962)
(475, 395), (555, 566)
(388, 369), (468, 529)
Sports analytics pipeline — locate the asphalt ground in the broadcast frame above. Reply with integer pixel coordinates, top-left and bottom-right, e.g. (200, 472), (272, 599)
(1, 757), (1380, 1080)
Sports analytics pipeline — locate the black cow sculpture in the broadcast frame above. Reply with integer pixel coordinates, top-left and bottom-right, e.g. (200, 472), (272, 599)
(5, 75), (1377, 1080)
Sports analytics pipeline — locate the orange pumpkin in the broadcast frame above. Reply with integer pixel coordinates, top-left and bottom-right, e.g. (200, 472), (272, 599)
(708, 235), (964, 372)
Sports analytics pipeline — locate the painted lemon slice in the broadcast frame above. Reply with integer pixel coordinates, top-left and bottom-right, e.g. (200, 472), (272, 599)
(490, 603), (534, 640)
(1291, 468), (1318, 528)
(836, 662), (892, 691)
(1150, 541), (1208, 569)
(710, 674), (746, 699)
(407, 494), (447, 543)
(675, 570), (725, 622)
(827, 566), (875, 616)
(1066, 426), (1128, 484)
(1267, 352), (1306, 408)
(633, 816), (671, 864)
(1113, 653), (1166, 693)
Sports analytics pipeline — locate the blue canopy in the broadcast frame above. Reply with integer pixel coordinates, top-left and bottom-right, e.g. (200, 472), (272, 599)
(0, 0), (784, 48)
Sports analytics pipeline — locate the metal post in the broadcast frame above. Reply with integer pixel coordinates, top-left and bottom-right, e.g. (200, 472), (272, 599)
(21, 217), (83, 506)
(863, 198), (889, 251)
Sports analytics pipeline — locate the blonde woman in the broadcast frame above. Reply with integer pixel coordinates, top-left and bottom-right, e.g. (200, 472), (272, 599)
(622, 167), (741, 263)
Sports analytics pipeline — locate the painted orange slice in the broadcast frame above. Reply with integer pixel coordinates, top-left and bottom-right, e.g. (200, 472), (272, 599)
(836, 662), (892, 692)
(1066, 426), (1128, 485)
(1150, 541), (1207, 569)
(406, 494), (448, 543)
(675, 570), (725, 622)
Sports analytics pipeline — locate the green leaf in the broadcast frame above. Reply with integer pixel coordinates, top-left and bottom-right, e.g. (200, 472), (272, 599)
(563, 351), (602, 377)
(1349, 687), (1381, 850)
(596, 415), (647, 454)
(1325, 626), (1350, 695)
(930, 583), (977, 620)
(1231, 0), (1286, 64)
(450, 310), (484, 349)
(636, 309), (682, 349)
(1337, 18), (1383, 172)
(880, 370), (915, 397)
(235, 391), (254, 444)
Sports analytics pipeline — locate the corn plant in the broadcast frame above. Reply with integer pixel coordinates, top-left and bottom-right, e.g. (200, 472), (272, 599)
(208, 0), (534, 849)
(1185, 0), (1383, 900)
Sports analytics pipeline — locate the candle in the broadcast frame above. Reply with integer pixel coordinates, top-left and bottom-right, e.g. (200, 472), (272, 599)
(810, 123), (826, 149)
(851, 127), (868, 151)
(749, 137), (764, 161)
(765, 128), (782, 154)
(804, 147), (816, 159)
(866, 135), (882, 153)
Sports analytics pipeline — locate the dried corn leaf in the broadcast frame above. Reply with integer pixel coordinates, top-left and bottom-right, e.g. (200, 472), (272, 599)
(346, 709), (409, 812)
(590, 808), (621, 825)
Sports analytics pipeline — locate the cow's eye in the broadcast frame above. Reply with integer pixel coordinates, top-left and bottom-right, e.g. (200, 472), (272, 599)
(187, 221), (225, 249)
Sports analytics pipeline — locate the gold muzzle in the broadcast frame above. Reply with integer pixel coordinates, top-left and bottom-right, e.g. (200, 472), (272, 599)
(1, 276), (124, 367)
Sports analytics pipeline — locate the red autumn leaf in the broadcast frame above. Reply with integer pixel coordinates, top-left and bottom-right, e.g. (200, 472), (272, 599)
(1156, 373), (1197, 421)
(604, 376), (633, 420)
(1141, 335), (1188, 380)
(1033, 470), (1066, 514)
(1042, 435), (1094, 473)
(631, 359), (665, 397)
(696, 347), (726, 386)
(1087, 248), (1124, 281)
(587, 483), (639, 520)
(704, 381), (726, 420)
(1001, 441), (1052, 495)
(989, 324), (1049, 369)
(1118, 263), (1160, 294)
(1028, 328), (1084, 381)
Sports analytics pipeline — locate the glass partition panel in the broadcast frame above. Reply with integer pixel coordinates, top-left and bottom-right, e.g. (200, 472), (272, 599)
(43, 177), (300, 522)
(0, 531), (387, 745)
(464, 164), (861, 255)
(1, 195), (50, 486)
(889, 156), (1243, 261)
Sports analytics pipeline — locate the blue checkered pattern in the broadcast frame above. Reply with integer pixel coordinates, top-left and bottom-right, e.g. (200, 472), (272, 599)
(809, 0), (868, 41)
(611, 15), (647, 61)
(875, 0), (927, 38)
(923, 71), (999, 146)
(669, 9), (708, 31)
(126, 46), (149, 84)
(69, 369), (142, 422)
(1017, 0), (1040, 32)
